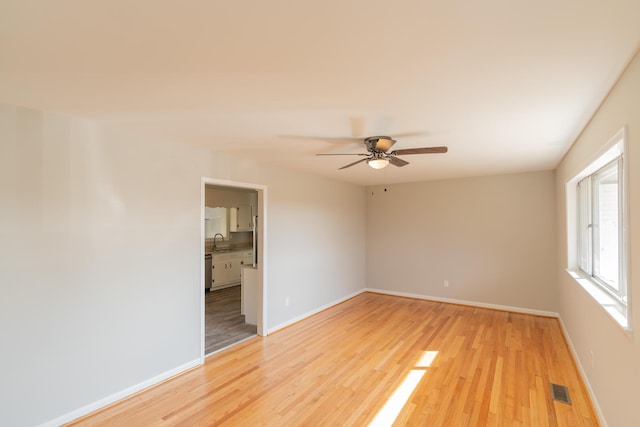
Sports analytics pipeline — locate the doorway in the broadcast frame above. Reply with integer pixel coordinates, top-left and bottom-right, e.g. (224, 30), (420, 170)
(201, 178), (267, 358)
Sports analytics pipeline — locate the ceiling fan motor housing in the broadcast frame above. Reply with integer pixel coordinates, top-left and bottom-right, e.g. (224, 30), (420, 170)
(365, 136), (396, 153)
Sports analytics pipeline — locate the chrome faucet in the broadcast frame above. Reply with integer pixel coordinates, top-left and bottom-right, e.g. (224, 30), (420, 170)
(213, 233), (225, 249)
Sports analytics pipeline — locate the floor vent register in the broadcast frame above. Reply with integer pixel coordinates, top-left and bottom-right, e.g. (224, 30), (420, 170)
(550, 383), (572, 405)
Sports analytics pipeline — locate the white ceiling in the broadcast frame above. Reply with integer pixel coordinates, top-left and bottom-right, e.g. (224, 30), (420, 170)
(1, 0), (639, 185)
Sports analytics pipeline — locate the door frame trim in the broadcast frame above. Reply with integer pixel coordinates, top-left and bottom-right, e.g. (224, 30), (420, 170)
(200, 177), (268, 359)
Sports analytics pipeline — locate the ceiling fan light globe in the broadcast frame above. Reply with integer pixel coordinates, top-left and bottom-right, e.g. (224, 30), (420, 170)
(367, 158), (389, 169)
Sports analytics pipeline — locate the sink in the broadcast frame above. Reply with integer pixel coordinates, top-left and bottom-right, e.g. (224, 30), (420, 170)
(212, 248), (233, 253)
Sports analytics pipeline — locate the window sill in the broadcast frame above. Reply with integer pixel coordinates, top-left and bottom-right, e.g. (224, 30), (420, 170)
(566, 269), (630, 332)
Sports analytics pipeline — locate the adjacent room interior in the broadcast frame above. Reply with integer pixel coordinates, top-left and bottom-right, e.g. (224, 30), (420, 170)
(203, 184), (259, 354)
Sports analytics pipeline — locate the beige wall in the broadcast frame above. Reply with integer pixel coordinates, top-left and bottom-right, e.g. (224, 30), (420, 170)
(0, 103), (366, 426)
(555, 52), (640, 426)
(205, 186), (256, 209)
(366, 170), (558, 312)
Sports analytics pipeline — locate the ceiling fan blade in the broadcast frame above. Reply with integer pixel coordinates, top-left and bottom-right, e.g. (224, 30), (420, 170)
(390, 131), (429, 138)
(339, 158), (369, 170)
(316, 153), (368, 156)
(388, 155), (410, 167)
(390, 146), (448, 156)
(279, 134), (362, 144)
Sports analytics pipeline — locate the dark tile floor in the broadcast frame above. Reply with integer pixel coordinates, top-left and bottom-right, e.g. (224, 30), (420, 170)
(205, 285), (257, 354)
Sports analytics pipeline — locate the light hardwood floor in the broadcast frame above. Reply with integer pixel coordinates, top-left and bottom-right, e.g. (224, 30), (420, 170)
(69, 292), (599, 426)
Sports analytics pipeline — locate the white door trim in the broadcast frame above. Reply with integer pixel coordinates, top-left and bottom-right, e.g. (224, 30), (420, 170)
(200, 177), (268, 359)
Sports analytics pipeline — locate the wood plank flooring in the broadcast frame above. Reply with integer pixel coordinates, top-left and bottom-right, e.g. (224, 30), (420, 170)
(69, 292), (599, 426)
(205, 285), (257, 354)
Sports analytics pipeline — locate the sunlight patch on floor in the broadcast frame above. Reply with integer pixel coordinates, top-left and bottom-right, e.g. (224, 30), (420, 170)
(368, 351), (438, 427)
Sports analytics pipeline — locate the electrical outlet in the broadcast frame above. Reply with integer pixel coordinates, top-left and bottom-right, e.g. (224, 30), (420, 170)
(285, 297), (290, 307)
(444, 280), (449, 288)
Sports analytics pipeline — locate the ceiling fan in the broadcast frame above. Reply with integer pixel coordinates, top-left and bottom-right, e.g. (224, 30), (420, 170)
(316, 135), (448, 170)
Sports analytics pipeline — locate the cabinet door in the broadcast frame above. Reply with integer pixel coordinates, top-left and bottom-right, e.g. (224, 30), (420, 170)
(237, 205), (252, 231)
(231, 205), (252, 232)
(228, 258), (241, 282)
(212, 261), (228, 287)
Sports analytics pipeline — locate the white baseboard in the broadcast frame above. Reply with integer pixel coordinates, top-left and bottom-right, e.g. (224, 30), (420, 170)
(365, 288), (559, 318)
(267, 289), (366, 334)
(557, 318), (607, 427)
(39, 358), (203, 427)
(268, 288), (558, 336)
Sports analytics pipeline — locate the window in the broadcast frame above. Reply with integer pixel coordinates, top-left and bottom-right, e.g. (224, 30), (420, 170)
(568, 128), (628, 329)
(577, 158), (624, 299)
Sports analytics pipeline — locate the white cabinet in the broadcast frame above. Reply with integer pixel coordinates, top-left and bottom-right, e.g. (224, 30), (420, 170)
(211, 259), (227, 288)
(230, 205), (253, 232)
(242, 266), (259, 326)
(211, 251), (243, 289)
(228, 258), (241, 283)
(241, 250), (254, 266)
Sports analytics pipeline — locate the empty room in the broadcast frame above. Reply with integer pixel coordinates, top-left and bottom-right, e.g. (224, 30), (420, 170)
(1, 1), (639, 426)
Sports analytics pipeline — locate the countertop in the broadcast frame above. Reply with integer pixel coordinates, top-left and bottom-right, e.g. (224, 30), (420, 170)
(205, 245), (253, 255)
